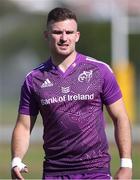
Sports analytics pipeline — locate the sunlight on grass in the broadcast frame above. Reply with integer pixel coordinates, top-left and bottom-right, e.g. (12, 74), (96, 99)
(0, 143), (139, 179)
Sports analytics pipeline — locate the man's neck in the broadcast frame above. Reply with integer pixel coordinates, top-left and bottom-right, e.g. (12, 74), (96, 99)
(51, 51), (77, 72)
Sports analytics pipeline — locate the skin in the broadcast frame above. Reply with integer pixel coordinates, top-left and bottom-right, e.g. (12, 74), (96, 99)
(11, 114), (37, 179)
(107, 99), (132, 179)
(44, 19), (80, 71)
(11, 19), (132, 179)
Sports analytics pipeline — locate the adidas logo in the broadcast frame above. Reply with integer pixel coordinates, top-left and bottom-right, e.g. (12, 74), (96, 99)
(41, 79), (53, 88)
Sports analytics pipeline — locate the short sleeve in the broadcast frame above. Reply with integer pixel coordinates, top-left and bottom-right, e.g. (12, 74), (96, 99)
(101, 66), (122, 105)
(18, 74), (39, 116)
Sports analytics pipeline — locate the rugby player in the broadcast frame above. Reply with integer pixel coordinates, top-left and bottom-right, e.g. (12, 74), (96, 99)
(11, 7), (132, 180)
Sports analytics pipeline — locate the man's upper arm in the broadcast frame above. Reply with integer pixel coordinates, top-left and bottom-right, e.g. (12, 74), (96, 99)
(16, 114), (37, 133)
(106, 98), (128, 122)
(18, 73), (39, 117)
(100, 64), (122, 105)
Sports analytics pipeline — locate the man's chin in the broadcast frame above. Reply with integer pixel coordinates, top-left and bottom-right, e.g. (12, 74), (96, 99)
(57, 50), (71, 57)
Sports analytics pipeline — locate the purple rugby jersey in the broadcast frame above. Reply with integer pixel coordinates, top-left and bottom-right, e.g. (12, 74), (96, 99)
(19, 53), (122, 175)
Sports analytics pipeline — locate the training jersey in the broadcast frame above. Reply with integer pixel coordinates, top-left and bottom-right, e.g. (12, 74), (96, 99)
(19, 53), (122, 175)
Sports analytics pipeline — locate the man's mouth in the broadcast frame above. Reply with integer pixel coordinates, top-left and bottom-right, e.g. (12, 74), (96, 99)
(57, 43), (69, 46)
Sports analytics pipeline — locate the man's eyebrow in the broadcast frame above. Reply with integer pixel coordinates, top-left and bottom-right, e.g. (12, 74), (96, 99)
(51, 30), (62, 34)
(51, 30), (75, 34)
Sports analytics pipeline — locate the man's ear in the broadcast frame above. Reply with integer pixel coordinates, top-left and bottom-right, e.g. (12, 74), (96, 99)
(76, 31), (80, 42)
(44, 30), (48, 40)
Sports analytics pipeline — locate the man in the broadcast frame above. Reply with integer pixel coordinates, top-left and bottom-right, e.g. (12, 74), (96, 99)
(11, 7), (132, 180)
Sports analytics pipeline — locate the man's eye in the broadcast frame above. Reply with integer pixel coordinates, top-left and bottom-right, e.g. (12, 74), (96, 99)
(51, 30), (75, 35)
(66, 31), (74, 34)
(52, 31), (62, 34)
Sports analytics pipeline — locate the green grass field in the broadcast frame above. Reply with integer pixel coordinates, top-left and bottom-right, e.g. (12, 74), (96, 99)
(0, 143), (139, 179)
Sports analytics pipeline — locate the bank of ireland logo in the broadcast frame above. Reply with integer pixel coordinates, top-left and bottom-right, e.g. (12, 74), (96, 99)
(61, 86), (70, 93)
(78, 70), (93, 82)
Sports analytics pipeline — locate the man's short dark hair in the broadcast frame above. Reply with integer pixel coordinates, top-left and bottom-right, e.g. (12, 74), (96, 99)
(47, 7), (77, 26)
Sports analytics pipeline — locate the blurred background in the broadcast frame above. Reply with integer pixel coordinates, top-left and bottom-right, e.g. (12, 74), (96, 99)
(0, 0), (140, 179)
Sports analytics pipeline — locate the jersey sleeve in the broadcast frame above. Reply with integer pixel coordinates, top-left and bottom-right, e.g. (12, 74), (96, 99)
(18, 74), (39, 116)
(101, 65), (122, 105)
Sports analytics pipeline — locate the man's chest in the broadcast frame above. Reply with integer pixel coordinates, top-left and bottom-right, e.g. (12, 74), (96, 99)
(34, 66), (102, 106)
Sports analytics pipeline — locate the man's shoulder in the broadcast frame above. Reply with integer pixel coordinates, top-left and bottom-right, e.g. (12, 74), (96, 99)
(25, 60), (50, 78)
(85, 56), (113, 73)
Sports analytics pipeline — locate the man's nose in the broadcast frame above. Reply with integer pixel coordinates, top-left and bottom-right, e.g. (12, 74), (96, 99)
(60, 31), (67, 42)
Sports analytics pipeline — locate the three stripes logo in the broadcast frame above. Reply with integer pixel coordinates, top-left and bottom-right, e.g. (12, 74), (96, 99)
(41, 79), (53, 88)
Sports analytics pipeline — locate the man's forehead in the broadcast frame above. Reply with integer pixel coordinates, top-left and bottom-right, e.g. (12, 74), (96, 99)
(48, 19), (78, 30)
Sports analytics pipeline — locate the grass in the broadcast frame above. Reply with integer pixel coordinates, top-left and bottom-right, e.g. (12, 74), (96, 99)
(0, 101), (43, 126)
(0, 143), (43, 179)
(109, 144), (140, 179)
(0, 143), (140, 179)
